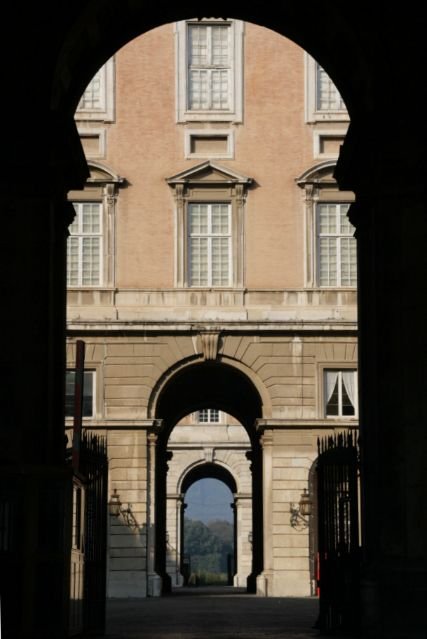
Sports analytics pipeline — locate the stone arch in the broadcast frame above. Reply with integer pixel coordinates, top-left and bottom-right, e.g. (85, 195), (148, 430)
(153, 358), (265, 593)
(2, 5), (425, 637)
(170, 457), (252, 589)
(178, 459), (240, 496)
(149, 355), (272, 428)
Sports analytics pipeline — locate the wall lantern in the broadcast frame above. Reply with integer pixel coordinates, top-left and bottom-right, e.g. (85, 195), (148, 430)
(299, 489), (312, 517)
(108, 488), (139, 529)
(290, 489), (313, 530)
(108, 488), (122, 517)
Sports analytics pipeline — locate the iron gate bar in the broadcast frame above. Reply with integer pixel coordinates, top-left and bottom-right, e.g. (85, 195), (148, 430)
(316, 430), (360, 635)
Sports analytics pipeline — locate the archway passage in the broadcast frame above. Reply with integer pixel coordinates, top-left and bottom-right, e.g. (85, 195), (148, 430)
(154, 362), (264, 594)
(3, 3), (427, 638)
(155, 361), (264, 440)
(183, 470), (236, 588)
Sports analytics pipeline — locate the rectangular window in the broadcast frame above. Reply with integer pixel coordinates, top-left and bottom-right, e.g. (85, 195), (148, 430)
(317, 203), (356, 287)
(67, 202), (102, 287)
(188, 203), (231, 286)
(324, 370), (357, 417)
(188, 24), (231, 111)
(197, 409), (220, 423)
(176, 20), (243, 122)
(78, 68), (106, 111)
(316, 64), (346, 112)
(65, 370), (95, 418)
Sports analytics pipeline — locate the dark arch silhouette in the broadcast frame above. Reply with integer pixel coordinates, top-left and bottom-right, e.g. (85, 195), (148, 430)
(155, 361), (263, 594)
(2, 5), (426, 637)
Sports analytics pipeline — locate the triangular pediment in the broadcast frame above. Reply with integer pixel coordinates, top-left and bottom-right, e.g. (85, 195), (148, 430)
(296, 160), (338, 187)
(166, 161), (252, 186)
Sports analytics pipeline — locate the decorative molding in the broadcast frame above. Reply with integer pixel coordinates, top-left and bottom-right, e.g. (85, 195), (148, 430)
(166, 160), (252, 186)
(167, 162), (252, 289)
(200, 331), (220, 360)
(203, 447), (215, 462)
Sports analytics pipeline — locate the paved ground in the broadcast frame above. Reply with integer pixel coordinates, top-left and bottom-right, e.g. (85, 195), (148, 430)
(106, 587), (328, 638)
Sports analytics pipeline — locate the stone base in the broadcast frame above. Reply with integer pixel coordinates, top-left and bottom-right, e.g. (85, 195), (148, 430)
(167, 571), (184, 587)
(256, 570), (311, 597)
(108, 571), (147, 597)
(234, 573), (250, 588)
(147, 573), (162, 597)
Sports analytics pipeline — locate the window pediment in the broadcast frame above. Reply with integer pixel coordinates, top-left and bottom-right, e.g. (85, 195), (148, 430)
(166, 161), (252, 187)
(296, 160), (337, 187)
(167, 162), (250, 289)
(87, 161), (124, 185)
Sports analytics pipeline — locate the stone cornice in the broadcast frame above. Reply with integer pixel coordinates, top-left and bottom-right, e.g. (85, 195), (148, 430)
(67, 320), (357, 333)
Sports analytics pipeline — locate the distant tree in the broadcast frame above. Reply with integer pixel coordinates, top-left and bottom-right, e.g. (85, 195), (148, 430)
(207, 519), (233, 545)
(184, 518), (222, 557)
(184, 518), (234, 576)
(206, 520), (234, 572)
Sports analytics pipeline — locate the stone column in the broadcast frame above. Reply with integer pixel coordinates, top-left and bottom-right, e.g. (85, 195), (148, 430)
(256, 429), (274, 596)
(165, 493), (184, 587)
(176, 494), (185, 586)
(337, 124), (427, 638)
(233, 493), (252, 587)
(0, 186), (77, 637)
(147, 432), (162, 596)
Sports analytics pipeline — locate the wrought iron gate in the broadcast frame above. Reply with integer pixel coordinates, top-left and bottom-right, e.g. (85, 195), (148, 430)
(68, 431), (108, 636)
(80, 431), (108, 635)
(316, 431), (360, 635)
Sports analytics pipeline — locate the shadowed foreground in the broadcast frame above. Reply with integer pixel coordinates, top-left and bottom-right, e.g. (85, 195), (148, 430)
(106, 588), (327, 638)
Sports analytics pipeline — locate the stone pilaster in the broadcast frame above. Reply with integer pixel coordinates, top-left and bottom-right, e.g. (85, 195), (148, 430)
(256, 429), (274, 596)
(147, 432), (162, 596)
(233, 493), (252, 587)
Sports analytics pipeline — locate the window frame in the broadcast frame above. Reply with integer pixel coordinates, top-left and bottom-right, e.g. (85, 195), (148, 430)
(167, 161), (252, 289)
(75, 57), (115, 122)
(305, 54), (349, 123)
(296, 161), (356, 289)
(316, 201), (357, 288)
(323, 369), (358, 418)
(196, 409), (221, 423)
(67, 162), (124, 290)
(65, 369), (96, 419)
(175, 19), (244, 122)
(67, 202), (103, 288)
(187, 202), (232, 287)
(184, 129), (234, 159)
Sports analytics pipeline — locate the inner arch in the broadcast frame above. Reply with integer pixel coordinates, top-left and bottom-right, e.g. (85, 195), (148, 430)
(156, 361), (264, 441)
(181, 462), (238, 495)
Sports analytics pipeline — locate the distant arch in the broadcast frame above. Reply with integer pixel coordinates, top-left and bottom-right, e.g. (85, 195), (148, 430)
(179, 461), (238, 496)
